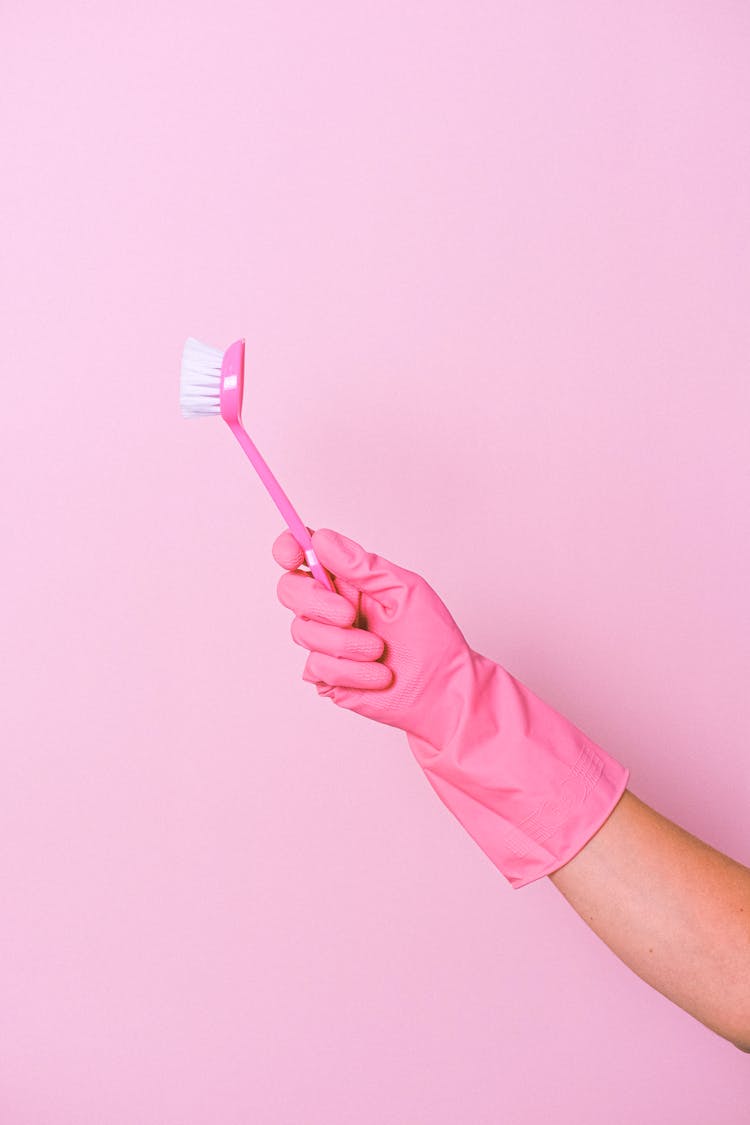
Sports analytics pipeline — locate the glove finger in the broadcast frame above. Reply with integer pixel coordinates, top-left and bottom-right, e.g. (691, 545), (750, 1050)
(291, 616), (385, 662)
(272, 526), (356, 611)
(277, 570), (356, 627)
(302, 651), (393, 691)
(310, 529), (412, 611)
(271, 525), (316, 571)
(326, 575), (362, 623)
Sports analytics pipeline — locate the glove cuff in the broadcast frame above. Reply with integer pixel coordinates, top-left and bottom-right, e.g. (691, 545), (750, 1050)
(406, 654), (630, 889)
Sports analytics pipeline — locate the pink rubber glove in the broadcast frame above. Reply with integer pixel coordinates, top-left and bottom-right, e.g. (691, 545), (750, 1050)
(274, 526), (630, 889)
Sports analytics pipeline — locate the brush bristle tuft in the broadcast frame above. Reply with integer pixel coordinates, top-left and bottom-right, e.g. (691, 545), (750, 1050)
(180, 336), (223, 418)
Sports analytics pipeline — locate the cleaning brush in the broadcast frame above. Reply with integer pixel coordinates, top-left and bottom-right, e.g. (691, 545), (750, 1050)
(180, 336), (334, 592)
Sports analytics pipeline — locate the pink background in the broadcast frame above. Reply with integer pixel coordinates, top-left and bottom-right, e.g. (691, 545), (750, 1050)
(3, 2), (749, 1120)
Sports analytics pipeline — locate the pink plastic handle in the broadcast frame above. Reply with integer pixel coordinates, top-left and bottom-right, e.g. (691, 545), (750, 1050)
(227, 420), (335, 592)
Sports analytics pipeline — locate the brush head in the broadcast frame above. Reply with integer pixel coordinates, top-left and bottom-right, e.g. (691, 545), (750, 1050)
(180, 336), (246, 422)
(180, 337), (223, 418)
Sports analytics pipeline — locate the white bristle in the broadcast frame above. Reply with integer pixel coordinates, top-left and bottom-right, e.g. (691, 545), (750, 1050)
(180, 336), (223, 418)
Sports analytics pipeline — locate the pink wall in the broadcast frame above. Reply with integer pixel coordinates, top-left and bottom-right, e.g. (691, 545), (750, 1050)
(3, 2), (749, 1120)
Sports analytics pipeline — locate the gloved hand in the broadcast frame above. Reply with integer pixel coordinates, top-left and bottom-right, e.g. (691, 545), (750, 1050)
(273, 526), (630, 888)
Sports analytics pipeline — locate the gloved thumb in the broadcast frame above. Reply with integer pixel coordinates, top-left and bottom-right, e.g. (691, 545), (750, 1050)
(311, 528), (404, 609)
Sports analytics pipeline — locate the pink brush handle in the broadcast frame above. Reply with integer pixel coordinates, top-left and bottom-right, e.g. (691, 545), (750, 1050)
(227, 421), (334, 592)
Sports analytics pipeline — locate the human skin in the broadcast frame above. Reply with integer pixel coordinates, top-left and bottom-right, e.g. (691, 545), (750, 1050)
(548, 789), (750, 1051)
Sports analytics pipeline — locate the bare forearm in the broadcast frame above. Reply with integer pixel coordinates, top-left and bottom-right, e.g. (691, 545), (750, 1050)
(548, 789), (750, 1051)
